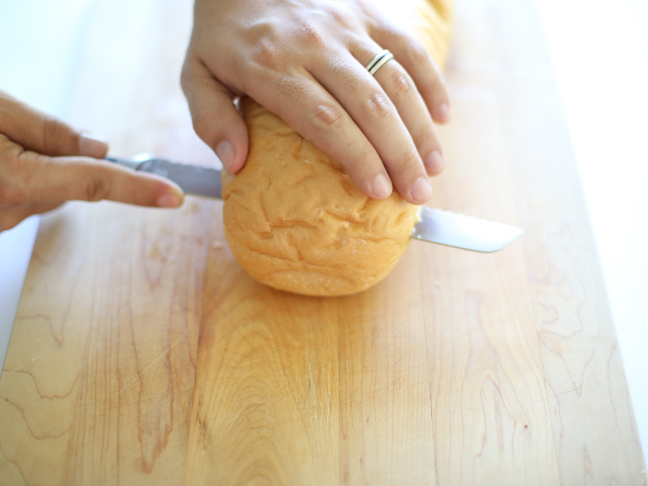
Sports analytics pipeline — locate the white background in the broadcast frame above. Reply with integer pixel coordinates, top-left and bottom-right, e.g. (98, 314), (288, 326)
(537, 0), (648, 462)
(0, 0), (94, 370)
(0, 0), (646, 462)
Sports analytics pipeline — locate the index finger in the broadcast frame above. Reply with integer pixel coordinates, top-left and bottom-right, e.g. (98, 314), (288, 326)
(14, 150), (185, 208)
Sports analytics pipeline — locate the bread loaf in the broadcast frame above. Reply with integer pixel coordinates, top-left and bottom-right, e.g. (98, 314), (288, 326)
(222, 0), (453, 296)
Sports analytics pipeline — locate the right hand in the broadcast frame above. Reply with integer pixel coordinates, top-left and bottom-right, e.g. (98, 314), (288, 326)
(0, 90), (185, 232)
(182, 0), (450, 205)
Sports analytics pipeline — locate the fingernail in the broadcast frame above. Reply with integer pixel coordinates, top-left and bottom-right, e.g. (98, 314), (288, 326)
(434, 103), (450, 123)
(425, 151), (444, 174)
(216, 140), (235, 171)
(371, 173), (392, 198)
(157, 191), (183, 208)
(79, 131), (109, 158)
(410, 177), (432, 203)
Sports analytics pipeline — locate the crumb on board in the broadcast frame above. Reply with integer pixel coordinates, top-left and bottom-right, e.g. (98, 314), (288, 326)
(211, 240), (224, 250)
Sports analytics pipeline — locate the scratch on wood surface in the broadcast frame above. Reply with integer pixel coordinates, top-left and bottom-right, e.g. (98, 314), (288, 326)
(114, 334), (187, 398)
(2, 352), (50, 373)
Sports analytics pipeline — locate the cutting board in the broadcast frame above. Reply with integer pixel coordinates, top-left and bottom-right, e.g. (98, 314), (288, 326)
(0, 0), (645, 484)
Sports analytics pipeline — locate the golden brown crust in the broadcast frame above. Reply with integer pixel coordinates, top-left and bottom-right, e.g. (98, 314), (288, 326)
(223, 99), (419, 296)
(222, 0), (453, 296)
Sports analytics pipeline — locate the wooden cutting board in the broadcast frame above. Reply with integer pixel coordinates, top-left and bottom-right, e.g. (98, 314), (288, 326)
(0, 0), (645, 484)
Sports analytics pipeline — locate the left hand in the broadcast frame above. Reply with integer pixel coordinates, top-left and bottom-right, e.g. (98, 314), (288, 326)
(0, 91), (185, 232)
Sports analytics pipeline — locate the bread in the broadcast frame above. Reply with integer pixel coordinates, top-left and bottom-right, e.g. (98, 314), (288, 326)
(222, 0), (453, 296)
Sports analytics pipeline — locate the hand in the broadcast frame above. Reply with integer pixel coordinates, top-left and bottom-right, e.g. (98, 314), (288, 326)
(182, 0), (450, 205)
(0, 91), (185, 232)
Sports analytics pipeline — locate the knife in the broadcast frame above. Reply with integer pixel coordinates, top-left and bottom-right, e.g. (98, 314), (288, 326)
(107, 154), (523, 252)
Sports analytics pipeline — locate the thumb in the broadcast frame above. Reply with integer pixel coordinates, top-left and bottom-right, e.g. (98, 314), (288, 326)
(181, 63), (248, 173)
(0, 90), (108, 158)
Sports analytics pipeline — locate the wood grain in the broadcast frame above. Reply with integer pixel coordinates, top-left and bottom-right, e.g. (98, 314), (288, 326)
(0, 0), (645, 484)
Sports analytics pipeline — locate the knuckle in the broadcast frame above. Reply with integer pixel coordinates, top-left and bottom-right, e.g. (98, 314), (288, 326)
(354, 148), (379, 170)
(388, 70), (415, 100)
(394, 146), (421, 173)
(406, 40), (430, 64)
(296, 22), (326, 49)
(251, 40), (285, 71)
(328, 7), (351, 28)
(191, 107), (219, 145)
(84, 176), (108, 202)
(311, 104), (346, 133)
(361, 91), (395, 121)
(415, 127), (438, 152)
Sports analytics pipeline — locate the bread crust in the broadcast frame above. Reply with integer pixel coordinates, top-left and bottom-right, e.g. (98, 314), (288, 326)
(223, 99), (419, 296)
(222, 0), (453, 296)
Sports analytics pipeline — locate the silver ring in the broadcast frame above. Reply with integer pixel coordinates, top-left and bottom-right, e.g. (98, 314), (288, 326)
(366, 49), (394, 76)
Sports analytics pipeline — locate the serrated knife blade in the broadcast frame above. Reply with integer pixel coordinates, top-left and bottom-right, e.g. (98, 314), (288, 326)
(412, 207), (523, 252)
(107, 154), (523, 252)
(107, 154), (223, 199)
